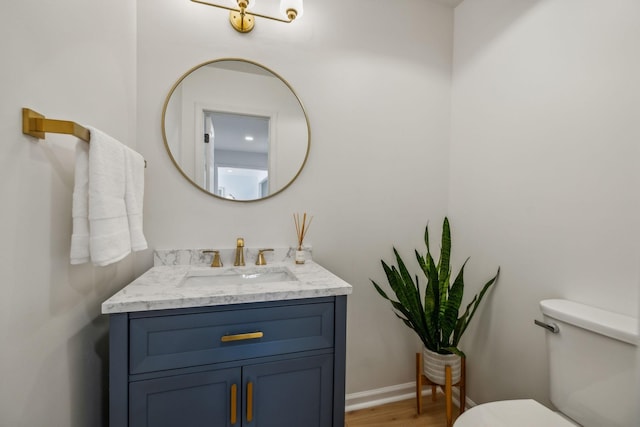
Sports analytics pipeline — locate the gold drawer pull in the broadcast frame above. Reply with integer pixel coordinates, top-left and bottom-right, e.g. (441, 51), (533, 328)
(247, 381), (254, 422)
(230, 384), (238, 424)
(220, 332), (264, 342)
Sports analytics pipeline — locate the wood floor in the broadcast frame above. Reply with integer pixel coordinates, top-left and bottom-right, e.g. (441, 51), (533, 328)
(345, 396), (460, 427)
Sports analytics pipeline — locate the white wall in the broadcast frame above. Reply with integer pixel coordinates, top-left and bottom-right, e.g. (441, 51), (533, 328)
(137, 0), (453, 393)
(0, 1), (137, 426)
(450, 0), (640, 406)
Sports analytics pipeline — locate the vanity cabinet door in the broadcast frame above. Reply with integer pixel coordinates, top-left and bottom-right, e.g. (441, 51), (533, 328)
(129, 368), (241, 427)
(242, 354), (334, 427)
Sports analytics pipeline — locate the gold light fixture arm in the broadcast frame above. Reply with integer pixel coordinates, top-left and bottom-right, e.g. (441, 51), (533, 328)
(190, 0), (296, 33)
(239, 8), (294, 23)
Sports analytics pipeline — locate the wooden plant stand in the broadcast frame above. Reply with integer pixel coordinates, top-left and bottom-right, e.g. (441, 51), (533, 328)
(416, 352), (466, 427)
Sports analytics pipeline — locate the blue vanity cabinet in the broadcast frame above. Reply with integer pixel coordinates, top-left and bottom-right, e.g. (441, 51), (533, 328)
(109, 296), (347, 427)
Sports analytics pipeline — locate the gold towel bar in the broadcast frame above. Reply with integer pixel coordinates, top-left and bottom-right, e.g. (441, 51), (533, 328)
(21, 108), (147, 167)
(22, 108), (90, 142)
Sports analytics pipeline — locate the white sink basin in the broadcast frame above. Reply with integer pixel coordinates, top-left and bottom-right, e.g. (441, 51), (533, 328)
(181, 267), (298, 286)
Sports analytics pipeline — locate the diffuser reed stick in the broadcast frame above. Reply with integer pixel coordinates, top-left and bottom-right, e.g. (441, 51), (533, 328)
(293, 212), (313, 250)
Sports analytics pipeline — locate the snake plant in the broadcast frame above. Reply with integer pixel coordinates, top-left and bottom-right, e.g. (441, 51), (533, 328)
(371, 218), (500, 357)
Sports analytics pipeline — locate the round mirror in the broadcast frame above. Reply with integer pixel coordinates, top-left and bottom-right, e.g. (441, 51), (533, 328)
(162, 59), (310, 202)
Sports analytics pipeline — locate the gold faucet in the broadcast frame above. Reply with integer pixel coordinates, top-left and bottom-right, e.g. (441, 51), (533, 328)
(255, 249), (274, 265)
(234, 238), (245, 266)
(202, 250), (222, 267)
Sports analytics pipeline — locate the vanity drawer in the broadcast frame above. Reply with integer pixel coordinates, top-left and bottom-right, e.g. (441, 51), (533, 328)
(129, 301), (334, 374)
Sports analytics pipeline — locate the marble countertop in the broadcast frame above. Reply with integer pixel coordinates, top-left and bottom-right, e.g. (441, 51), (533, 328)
(101, 259), (353, 314)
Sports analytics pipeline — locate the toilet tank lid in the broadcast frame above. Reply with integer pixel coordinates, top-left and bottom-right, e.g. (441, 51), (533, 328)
(540, 299), (638, 346)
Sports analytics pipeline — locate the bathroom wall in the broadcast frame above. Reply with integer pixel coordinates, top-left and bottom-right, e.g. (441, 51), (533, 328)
(449, 0), (640, 406)
(0, 1), (136, 426)
(136, 0), (453, 394)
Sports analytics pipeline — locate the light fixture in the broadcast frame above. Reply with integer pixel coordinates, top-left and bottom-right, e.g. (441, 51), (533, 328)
(244, 136), (254, 141)
(191, 0), (303, 33)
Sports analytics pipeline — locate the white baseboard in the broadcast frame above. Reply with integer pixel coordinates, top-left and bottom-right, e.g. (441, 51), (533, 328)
(345, 382), (476, 413)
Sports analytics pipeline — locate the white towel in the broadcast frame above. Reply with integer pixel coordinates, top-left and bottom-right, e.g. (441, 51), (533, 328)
(70, 127), (147, 266)
(124, 146), (147, 251)
(70, 142), (90, 264)
(88, 127), (130, 266)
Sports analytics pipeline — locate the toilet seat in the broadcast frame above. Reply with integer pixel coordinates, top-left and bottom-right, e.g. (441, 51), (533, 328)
(454, 399), (578, 427)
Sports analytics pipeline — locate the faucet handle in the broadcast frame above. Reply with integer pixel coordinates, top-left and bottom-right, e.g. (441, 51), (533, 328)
(202, 250), (223, 267)
(256, 249), (274, 266)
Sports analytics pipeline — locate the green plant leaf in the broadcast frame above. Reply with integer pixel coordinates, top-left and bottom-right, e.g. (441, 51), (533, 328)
(371, 279), (392, 301)
(385, 263), (418, 329)
(438, 217), (451, 291)
(379, 257), (433, 349)
(453, 267), (500, 346)
(425, 249), (441, 349)
(433, 219), (451, 332)
(441, 258), (468, 346)
(394, 248), (422, 322)
(424, 221), (431, 253)
(373, 277), (428, 344)
(416, 250), (427, 277)
(452, 295), (474, 346)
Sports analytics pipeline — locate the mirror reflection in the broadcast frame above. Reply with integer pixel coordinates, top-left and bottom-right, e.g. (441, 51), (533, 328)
(162, 59), (310, 201)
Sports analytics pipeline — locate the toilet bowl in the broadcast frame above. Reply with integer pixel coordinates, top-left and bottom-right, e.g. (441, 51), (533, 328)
(452, 299), (638, 427)
(454, 399), (577, 427)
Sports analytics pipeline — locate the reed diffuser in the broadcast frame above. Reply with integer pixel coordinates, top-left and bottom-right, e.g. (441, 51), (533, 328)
(293, 212), (313, 264)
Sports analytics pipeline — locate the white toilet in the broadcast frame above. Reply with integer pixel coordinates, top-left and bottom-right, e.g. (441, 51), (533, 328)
(454, 299), (638, 427)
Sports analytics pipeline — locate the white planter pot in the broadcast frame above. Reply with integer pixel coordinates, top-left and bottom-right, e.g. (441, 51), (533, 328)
(423, 347), (462, 385)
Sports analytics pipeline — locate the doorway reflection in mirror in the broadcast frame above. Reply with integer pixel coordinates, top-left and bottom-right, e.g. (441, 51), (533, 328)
(203, 111), (270, 199)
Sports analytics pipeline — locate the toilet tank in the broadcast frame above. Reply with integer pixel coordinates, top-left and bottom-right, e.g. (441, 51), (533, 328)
(540, 299), (638, 427)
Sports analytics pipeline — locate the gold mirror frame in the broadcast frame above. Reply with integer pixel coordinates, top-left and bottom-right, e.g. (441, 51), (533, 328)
(161, 58), (311, 202)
